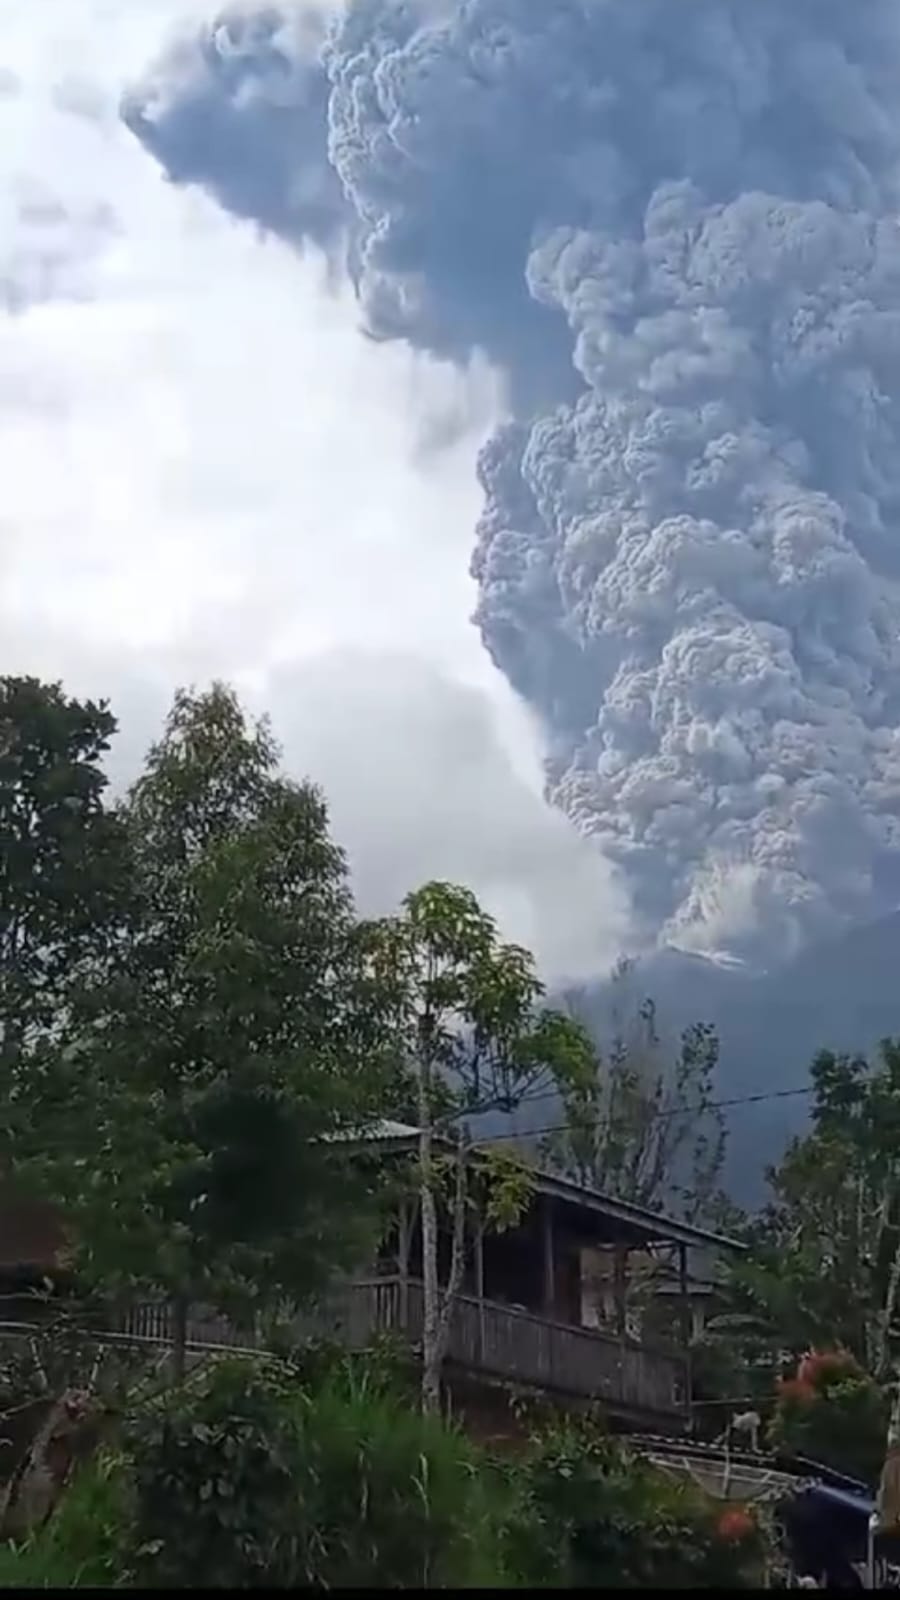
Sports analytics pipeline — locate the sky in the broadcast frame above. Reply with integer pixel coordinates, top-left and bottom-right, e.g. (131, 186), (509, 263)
(1, 0), (629, 982)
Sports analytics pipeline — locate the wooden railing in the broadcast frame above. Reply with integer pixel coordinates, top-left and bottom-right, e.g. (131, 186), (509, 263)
(119, 1276), (688, 1421)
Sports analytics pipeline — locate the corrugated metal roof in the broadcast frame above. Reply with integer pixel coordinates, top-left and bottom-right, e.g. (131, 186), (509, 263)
(338, 1123), (743, 1252)
(529, 1167), (745, 1253)
(346, 1120), (422, 1141)
(324, 1120), (425, 1144)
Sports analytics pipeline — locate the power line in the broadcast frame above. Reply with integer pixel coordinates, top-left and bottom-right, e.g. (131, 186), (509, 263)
(473, 1083), (814, 1145)
(7, 1083), (815, 1156)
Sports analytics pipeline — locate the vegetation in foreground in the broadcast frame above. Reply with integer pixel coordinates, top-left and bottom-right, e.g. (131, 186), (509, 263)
(0, 1348), (771, 1589)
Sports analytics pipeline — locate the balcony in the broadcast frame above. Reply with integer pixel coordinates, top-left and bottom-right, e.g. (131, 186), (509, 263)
(120, 1275), (689, 1424)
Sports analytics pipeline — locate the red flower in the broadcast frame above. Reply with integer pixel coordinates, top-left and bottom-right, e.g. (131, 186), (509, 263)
(717, 1507), (756, 1543)
(778, 1376), (815, 1404)
(797, 1349), (857, 1388)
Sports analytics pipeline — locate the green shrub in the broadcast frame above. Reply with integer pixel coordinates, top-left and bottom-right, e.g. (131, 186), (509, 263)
(123, 1353), (512, 1588)
(2, 1354), (777, 1589)
(769, 1348), (888, 1485)
(510, 1416), (769, 1589)
(0, 1450), (130, 1589)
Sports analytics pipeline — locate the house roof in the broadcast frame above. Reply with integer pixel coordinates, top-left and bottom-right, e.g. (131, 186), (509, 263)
(344, 1122), (745, 1255)
(526, 1167), (745, 1254)
(330, 1119), (423, 1143)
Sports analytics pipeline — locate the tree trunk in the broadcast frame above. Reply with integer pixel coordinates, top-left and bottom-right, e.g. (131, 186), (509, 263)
(397, 1201), (414, 1327)
(433, 1134), (468, 1381)
(0, 1389), (95, 1541)
(419, 1112), (468, 1416)
(878, 1374), (900, 1534)
(419, 1056), (442, 1416)
(876, 1230), (900, 1380)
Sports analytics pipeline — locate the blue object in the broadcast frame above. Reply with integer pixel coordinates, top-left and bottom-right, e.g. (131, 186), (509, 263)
(801, 1483), (875, 1520)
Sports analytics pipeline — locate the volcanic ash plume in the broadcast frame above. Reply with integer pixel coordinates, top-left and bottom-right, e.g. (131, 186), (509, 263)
(125, 0), (900, 961)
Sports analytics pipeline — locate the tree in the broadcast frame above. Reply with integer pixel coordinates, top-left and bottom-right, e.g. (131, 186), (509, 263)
(31, 683), (393, 1371)
(545, 961), (727, 1224)
(539, 965), (730, 1339)
(0, 676), (128, 1154)
(732, 1043), (900, 1380)
(364, 882), (595, 1414)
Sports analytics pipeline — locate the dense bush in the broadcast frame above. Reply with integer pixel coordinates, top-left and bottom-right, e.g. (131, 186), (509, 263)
(509, 1415), (769, 1589)
(0, 1450), (129, 1589)
(123, 1353), (511, 1588)
(769, 1348), (888, 1486)
(0, 1355), (776, 1588)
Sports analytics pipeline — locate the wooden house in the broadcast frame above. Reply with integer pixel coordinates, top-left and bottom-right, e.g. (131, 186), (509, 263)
(1, 1124), (743, 1437)
(300, 1121), (745, 1436)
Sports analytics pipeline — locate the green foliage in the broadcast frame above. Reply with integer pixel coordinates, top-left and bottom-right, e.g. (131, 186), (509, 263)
(730, 1043), (900, 1376)
(474, 1146), (536, 1233)
(686, 1312), (779, 1430)
(768, 1350), (888, 1486)
(27, 683), (393, 1331)
(0, 1450), (130, 1589)
(1, 676), (130, 1177)
(0, 1307), (151, 1427)
(547, 963), (727, 1225)
(0, 675), (127, 1032)
(122, 1354), (510, 1588)
(365, 880), (596, 1123)
(1, 1354), (781, 1590)
(511, 1415), (769, 1589)
(364, 879), (597, 1410)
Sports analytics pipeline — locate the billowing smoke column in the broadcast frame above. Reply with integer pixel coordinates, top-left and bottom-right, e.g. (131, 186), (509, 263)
(125, 0), (900, 962)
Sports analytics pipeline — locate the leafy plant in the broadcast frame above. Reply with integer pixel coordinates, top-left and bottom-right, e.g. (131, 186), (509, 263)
(26, 684), (395, 1375)
(0, 675), (129, 1077)
(511, 1415), (769, 1588)
(122, 1353), (512, 1588)
(0, 1450), (130, 1589)
(731, 1044), (900, 1379)
(768, 1348), (888, 1486)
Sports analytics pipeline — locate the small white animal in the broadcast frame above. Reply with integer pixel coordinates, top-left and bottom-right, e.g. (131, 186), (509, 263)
(731, 1410), (762, 1452)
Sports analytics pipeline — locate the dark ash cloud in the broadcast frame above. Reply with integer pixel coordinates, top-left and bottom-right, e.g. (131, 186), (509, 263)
(121, 6), (348, 253)
(126, 0), (900, 962)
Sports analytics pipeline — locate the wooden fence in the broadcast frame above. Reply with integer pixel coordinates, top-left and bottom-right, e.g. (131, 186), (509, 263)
(118, 1276), (687, 1419)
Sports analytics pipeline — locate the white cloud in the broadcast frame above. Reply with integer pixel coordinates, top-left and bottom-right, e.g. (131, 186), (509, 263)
(0, 0), (628, 984)
(266, 652), (629, 981)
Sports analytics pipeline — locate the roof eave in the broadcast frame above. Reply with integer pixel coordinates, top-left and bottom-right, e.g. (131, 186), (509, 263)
(530, 1169), (747, 1253)
(338, 1127), (745, 1253)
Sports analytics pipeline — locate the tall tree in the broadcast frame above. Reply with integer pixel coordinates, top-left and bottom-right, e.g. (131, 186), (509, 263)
(545, 962), (727, 1224)
(34, 683), (393, 1369)
(729, 1042), (900, 1379)
(0, 676), (129, 1165)
(365, 881), (595, 1414)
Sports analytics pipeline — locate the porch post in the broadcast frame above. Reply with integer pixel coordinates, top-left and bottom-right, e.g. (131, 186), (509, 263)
(613, 1244), (628, 1339)
(541, 1196), (556, 1313)
(677, 1243), (690, 1344)
(678, 1242), (693, 1410)
(397, 1202), (412, 1327)
(475, 1214), (486, 1363)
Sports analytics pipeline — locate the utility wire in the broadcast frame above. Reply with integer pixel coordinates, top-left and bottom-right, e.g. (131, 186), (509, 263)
(9, 1081), (815, 1154)
(473, 1083), (813, 1145)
